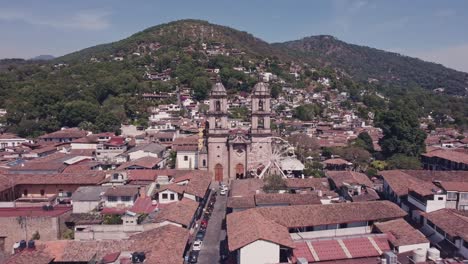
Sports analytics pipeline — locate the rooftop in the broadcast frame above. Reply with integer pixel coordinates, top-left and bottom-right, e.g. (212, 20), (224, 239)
(374, 218), (429, 247)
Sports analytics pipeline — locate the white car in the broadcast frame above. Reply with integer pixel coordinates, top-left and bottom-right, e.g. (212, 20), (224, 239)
(193, 240), (203, 251)
(219, 189), (226, 196)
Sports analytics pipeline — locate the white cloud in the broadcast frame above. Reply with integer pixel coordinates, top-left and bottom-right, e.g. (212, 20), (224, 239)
(410, 44), (468, 73)
(0, 9), (111, 31)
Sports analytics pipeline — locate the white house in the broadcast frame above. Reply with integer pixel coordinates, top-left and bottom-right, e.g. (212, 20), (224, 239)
(103, 186), (139, 208)
(71, 186), (109, 214)
(0, 133), (31, 149)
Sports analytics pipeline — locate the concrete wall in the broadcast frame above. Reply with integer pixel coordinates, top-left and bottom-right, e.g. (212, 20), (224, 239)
(408, 194), (446, 213)
(72, 201), (100, 214)
(176, 151), (197, 169)
(70, 143), (96, 150)
(398, 243), (430, 253)
(239, 240), (279, 264)
(129, 151), (159, 161)
(0, 214), (69, 254)
(290, 224), (370, 240)
(75, 223), (162, 241)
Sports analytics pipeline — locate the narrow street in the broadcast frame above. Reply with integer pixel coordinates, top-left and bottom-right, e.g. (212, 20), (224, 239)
(197, 185), (227, 264)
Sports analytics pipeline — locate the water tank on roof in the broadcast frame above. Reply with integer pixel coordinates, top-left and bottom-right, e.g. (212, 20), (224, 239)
(27, 240), (35, 249)
(412, 248), (427, 263)
(19, 240), (26, 249)
(427, 247), (440, 261)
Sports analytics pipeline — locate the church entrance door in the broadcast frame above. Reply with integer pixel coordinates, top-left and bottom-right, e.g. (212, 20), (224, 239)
(215, 164), (223, 182)
(235, 163), (245, 179)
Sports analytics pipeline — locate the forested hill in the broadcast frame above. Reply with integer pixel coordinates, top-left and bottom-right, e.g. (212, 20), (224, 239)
(0, 19), (466, 137)
(274, 35), (468, 96)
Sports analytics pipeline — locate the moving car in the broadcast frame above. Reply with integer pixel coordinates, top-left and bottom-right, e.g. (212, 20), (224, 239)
(192, 240), (203, 251)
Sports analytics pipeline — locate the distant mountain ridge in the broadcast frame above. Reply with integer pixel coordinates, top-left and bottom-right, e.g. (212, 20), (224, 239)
(274, 35), (468, 96)
(30, 55), (55, 61)
(53, 20), (466, 96)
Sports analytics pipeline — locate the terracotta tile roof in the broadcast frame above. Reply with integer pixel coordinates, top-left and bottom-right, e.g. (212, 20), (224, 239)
(254, 193), (322, 206)
(117, 156), (162, 170)
(230, 178), (264, 197)
(227, 209), (295, 251)
(402, 170), (468, 183)
(438, 181), (468, 192)
(285, 178), (330, 191)
(422, 149), (468, 164)
(374, 218), (429, 247)
(127, 170), (159, 182)
(30, 224), (188, 264)
(155, 183), (186, 194)
(0, 172), (107, 192)
(4, 249), (55, 264)
(326, 171), (373, 188)
(39, 128), (87, 139)
(424, 209), (468, 241)
(227, 196), (256, 209)
(130, 197), (158, 214)
(183, 174), (211, 198)
(173, 145), (198, 151)
(0, 206), (71, 217)
(380, 170), (440, 197)
(254, 200), (406, 228)
(153, 198), (198, 227)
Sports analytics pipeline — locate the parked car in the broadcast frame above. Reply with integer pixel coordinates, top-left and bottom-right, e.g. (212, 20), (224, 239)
(196, 230), (205, 240)
(201, 219), (208, 228)
(193, 240), (202, 251)
(189, 251), (199, 263)
(220, 189), (226, 196)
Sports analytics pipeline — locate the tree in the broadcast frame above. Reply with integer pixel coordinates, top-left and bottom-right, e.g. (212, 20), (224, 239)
(59, 101), (99, 127)
(288, 133), (319, 161)
(376, 108), (426, 157)
(387, 154), (422, 169)
(192, 76), (211, 101)
(293, 104), (322, 121)
(263, 174), (286, 193)
(95, 112), (121, 133)
(270, 83), (282, 99)
(333, 146), (371, 171)
(353, 132), (374, 153)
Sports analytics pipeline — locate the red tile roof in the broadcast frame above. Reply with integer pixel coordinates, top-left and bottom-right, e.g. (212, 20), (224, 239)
(422, 149), (468, 164)
(117, 156), (162, 170)
(154, 198), (198, 227)
(374, 218), (429, 247)
(227, 210), (295, 251)
(0, 206), (71, 217)
(326, 171), (373, 188)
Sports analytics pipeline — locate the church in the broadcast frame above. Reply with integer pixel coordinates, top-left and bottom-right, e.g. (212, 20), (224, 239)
(204, 82), (273, 182)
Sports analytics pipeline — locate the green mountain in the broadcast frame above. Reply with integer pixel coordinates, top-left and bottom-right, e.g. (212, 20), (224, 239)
(274, 35), (468, 96)
(0, 19), (466, 137)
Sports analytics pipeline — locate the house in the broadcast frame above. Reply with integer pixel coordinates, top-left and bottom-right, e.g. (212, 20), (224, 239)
(116, 156), (163, 170)
(71, 186), (109, 214)
(421, 149), (468, 171)
(326, 171), (379, 202)
(153, 171), (212, 204)
(126, 142), (166, 160)
(173, 135), (199, 170)
(322, 158), (353, 170)
(420, 209), (468, 258)
(0, 133), (31, 149)
(96, 137), (128, 163)
(102, 186), (140, 208)
(374, 218), (430, 253)
(153, 198), (199, 228)
(227, 201), (406, 264)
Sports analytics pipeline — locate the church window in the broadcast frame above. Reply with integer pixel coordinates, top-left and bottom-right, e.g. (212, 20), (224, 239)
(258, 118), (265, 129)
(215, 100), (221, 111)
(259, 100), (264, 111)
(203, 159), (206, 167)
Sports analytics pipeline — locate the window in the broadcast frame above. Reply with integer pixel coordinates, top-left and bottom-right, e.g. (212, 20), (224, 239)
(464, 240), (468, 249)
(40, 190), (45, 196)
(438, 197), (444, 201)
(259, 100), (264, 111)
(121, 196), (131, 202)
(107, 196), (117, 202)
(460, 193), (468, 200)
(162, 193), (168, 199)
(258, 118), (264, 129)
(170, 193), (175, 200)
(447, 192), (458, 201)
(215, 100), (221, 111)
(203, 159), (206, 167)
(184, 156), (188, 161)
(23, 189), (28, 197)
(339, 223), (348, 229)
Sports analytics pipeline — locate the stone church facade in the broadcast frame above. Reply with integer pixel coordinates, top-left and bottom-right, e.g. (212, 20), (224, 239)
(206, 82), (272, 182)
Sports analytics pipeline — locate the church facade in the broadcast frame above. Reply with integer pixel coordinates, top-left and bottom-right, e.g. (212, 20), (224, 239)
(206, 82), (272, 182)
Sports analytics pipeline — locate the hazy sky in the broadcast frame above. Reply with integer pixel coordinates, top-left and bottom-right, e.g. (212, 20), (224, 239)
(1, 0), (468, 72)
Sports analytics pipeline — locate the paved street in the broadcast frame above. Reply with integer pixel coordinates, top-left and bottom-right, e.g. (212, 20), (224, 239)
(198, 186), (227, 264)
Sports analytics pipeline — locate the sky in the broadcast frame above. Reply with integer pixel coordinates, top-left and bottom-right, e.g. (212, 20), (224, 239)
(1, 0), (468, 72)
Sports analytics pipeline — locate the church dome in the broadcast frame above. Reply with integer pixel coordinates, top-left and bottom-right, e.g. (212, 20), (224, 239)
(252, 82), (270, 96)
(211, 82), (227, 96)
